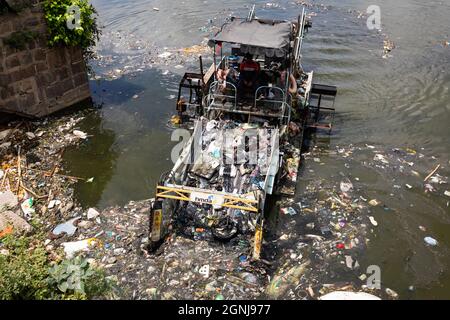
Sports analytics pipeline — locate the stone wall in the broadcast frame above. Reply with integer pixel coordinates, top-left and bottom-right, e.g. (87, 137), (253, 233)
(0, 0), (91, 117)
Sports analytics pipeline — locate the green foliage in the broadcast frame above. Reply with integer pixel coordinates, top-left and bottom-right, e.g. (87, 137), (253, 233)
(0, 235), (52, 299)
(0, 234), (111, 300)
(47, 256), (110, 298)
(4, 30), (39, 50)
(43, 0), (100, 58)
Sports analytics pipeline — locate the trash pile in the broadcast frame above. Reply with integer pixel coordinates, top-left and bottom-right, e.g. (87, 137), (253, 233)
(266, 176), (378, 299)
(46, 199), (267, 300)
(170, 118), (277, 241)
(0, 110), (93, 238)
(92, 26), (217, 81)
(382, 38), (395, 58)
(337, 144), (449, 200)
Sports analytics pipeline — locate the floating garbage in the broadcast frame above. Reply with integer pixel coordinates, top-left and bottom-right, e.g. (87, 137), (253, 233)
(73, 130), (88, 139)
(340, 180), (353, 193)
(87, 208), (100, 220)
(52, 217), (80, 237)
(369, 216), (378, 227)
(266, 260), (310, 299)
(374, 154), (389, 164)
(369, 199), (380, 206)
(424, 236), (438, 247)
(385, 288), (399, 299)
(345, 255), (354, 269)
(61, 238), (99, 258)
(280, 207), (298, 216)
(158, 52), (172, 59)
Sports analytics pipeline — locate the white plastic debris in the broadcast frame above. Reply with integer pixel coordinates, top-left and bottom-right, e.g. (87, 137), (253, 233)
(444, 191), (450, 197)
(385, 288), (399, 299)
(48, 199), (61, 209)
(52, 217), (80, 237)
(345, 255), (354, 269)
(87, 208), (100, 220)
(369, 199), (380, 206)
(424, 236), (438, 246)
(320, 291), (381, 300)
(73, 130), (88, 139)
(374, 154), (389, 164)
(158, 52), (172, 59)
(0, 142), (11, 149)
(369, 216), (378, 227)
(0, 129), (12, 140)
(25, 132), (35, 139)
(61, 238), (98, 258)
(340, 180), (353, 193)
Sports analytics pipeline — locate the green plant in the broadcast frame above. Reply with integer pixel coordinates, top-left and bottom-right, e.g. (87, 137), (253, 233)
(3, 30), (39, 49)
(47, 256), (110, 298)
(0, 235), (52, 299)
(43, 0), (100, 59)
(0, 234), (111, 300)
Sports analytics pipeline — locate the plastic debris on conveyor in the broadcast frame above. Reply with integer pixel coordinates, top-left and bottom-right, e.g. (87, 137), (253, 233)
(173, 118), (276, 242)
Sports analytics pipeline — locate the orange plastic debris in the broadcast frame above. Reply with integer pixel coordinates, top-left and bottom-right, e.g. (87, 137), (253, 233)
(0, 226), (14, 238)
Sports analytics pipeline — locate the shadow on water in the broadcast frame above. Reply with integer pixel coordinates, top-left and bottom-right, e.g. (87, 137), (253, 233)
(63, 111), (118, 207)
(63, 70), (178, 209)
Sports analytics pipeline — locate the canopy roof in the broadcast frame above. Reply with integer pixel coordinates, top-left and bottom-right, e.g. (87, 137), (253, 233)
(209, 18), (292, 57)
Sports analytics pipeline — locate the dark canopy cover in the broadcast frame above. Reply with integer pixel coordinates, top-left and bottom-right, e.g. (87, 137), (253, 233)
(209, 19), (292, 57)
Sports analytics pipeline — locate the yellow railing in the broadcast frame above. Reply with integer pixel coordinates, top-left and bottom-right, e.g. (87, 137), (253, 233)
(156, 185), (259, 213)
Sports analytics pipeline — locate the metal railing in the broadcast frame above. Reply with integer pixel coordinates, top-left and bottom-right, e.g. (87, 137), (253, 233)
(254, 86), (285, 110)
(207, 80), (238, 110)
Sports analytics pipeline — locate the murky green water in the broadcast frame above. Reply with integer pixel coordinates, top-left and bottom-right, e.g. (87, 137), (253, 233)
(63, 0), (450, 299)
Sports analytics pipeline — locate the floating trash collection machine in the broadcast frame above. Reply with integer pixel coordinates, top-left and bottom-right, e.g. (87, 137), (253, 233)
(150, 6), (337, 259)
